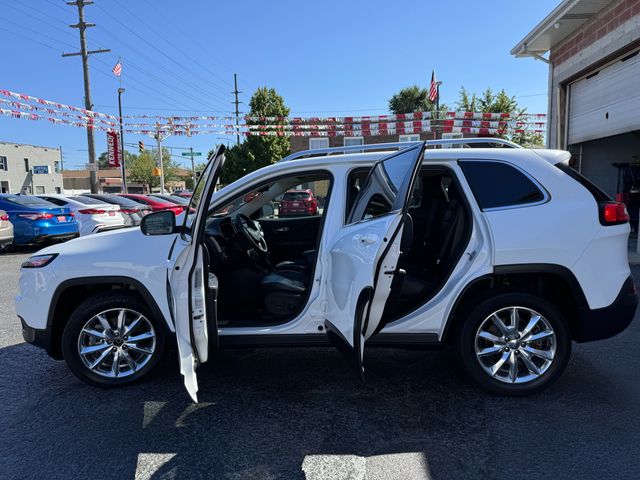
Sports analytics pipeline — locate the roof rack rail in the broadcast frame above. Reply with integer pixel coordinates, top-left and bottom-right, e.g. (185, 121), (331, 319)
(280, 141), (422, 162)
(280, 137), (521, 163)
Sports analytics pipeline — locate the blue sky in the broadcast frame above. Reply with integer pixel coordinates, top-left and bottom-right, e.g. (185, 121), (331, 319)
(0, 0), (558, 169)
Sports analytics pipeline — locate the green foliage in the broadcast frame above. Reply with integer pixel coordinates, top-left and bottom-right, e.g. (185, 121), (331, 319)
(456, 87), (544, 148)
(388, 85), (448, 115)
(125, 148), (178, 188)
(97, 150), (136, 169)
(217, 87), (291, 184)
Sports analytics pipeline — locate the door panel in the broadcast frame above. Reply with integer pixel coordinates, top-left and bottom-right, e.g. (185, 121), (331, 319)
(169, 146), (225, 402)
(258, 215), (321, 263)
(324, 142), (425, 375)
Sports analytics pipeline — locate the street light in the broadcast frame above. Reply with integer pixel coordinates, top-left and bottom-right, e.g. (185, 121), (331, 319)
(117, 87), (127, 193)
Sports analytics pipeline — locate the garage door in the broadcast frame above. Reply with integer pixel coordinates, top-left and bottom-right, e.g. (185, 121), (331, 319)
(568, 50), (640, 145)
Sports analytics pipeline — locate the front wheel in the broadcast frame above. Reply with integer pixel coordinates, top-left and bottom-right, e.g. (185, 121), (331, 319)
(456, 292), (571, 396)
(62, 291), (166, 387)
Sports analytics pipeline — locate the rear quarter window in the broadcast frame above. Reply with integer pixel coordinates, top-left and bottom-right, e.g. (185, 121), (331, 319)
(555, 162), (610, 202)
(459, 160), (545, 210)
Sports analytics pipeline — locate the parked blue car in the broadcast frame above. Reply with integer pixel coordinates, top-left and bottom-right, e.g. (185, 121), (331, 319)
(0, 194), (79, 245)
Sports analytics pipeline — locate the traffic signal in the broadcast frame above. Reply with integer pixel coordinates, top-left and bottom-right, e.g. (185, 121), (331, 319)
(138, 140), (144, 153)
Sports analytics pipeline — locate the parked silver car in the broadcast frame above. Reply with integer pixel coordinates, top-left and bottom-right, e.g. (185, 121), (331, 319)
(84, 194), (151, 227)
(0, 209), (13, 252)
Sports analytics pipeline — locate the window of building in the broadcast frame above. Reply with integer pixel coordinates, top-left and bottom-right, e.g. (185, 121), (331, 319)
(0, 181), (9, 193)
(54, 161), (60, 173)
(309, 138), (329, 150)
(24, 158), (29, 172)
(459, 160), (545, 210)
(36, 186), (45, 194)
(442, 132), (464, 148)
(0, 156), (7, 171)
(344, 137), (364, 147)
(22, 186), (32, 195)
(54, 187), (62, 194)
(399, 134), (420, 142)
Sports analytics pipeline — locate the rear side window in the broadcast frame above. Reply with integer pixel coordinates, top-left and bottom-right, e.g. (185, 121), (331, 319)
(460, 160), (545, 210)
(70, 195), (104, 204)
(555, 162), (610, 202)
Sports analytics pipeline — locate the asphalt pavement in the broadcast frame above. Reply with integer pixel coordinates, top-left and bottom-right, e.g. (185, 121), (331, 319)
(1, 250), (639, 479)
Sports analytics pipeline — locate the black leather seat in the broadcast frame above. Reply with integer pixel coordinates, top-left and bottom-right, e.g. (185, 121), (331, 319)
(261, 270), (308, 317)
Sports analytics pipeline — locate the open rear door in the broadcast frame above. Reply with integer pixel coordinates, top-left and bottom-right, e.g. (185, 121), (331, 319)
(169, 146), (225, 401)
(324, 142), (425, 377)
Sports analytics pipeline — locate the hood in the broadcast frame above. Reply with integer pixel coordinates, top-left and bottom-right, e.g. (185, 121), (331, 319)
(35, 226), (176, 262)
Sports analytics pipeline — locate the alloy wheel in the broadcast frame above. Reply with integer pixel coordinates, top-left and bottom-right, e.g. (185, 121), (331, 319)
(77, 308), (157, 379)
(474, 306), (556, 384)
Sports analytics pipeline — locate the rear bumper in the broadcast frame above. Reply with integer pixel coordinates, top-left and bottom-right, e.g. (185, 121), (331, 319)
(575, 275), (638, 342)
(29, 232), (79, 245)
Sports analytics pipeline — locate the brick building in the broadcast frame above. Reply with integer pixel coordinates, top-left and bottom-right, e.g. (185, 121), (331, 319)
(290, 130), (465, 154)
(512, 0), (640, 198)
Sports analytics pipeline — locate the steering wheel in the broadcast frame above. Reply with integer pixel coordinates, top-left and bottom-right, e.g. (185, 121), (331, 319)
(233, 213), (268, 254)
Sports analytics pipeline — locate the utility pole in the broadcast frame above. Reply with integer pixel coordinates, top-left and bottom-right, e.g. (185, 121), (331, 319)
(118, 87), (127, 193)
(62, 0), (110, 193)
(153, 124), (171, 194)
(232, 73), (242, 146)
(189, 147), (196, 190)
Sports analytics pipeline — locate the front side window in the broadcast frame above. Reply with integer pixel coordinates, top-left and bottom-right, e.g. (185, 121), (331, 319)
(460, 160), (545, 210)
(212, 174), (330, 221)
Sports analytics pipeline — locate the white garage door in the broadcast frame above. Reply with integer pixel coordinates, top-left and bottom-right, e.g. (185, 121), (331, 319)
(568, 50), (640, 145)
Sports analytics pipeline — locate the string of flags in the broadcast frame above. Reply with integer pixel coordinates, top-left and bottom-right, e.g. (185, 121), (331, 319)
(0, 88), (546, 137)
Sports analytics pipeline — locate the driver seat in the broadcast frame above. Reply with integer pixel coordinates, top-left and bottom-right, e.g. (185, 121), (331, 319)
(260, 269), (308, 318)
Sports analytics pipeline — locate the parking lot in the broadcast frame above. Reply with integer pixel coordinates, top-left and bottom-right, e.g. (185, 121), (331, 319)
(0, 250), (639, 480)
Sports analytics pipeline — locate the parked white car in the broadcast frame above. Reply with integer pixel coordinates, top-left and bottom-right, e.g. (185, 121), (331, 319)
(17, 140), (637, 401)
(38, 194), (126, 236)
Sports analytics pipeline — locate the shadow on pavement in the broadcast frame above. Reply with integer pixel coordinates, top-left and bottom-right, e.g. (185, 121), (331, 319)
(2, 332), (640, 480)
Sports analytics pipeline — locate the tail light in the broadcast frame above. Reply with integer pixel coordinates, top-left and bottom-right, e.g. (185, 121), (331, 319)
(600, 201), (629, 225)
(120, 208), (140, 214)
(0, 213), (8, 221)
(18, 213), (54, 221)
(69, 212), (75, 217)
(78, 208), (106, 215)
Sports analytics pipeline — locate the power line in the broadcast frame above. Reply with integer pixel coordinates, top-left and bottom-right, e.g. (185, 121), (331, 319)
(93, 2), (234, 107)
(91, 24), (231, 111)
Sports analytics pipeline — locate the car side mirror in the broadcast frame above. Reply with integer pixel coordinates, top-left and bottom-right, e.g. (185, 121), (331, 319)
(140, 210), (176, 236)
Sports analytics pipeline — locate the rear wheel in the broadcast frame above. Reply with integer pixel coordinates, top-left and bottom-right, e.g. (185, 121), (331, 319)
(456, 292), (571, 396)
(62, 291), (166, 387)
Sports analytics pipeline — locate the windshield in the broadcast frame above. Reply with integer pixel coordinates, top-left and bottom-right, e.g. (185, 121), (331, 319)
(1, 195), (56, 208)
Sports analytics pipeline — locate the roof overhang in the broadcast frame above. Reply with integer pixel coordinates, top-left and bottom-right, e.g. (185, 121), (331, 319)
(510, 0), (615, 59)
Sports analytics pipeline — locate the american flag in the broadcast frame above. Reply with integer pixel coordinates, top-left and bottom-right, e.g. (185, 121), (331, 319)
(429, 70), (438, 103)
(112, 60), (122, 77)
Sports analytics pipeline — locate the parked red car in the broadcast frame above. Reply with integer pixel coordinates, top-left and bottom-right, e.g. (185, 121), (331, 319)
(279, 189), (319, 217)
(117, 194), (185, 216)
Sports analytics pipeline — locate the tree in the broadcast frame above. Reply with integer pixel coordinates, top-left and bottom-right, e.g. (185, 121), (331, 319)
(98, 150), (136, 169)
(217, 87), (291, 184)
(388, 85), (448, 115)
(126, 148), (178, 189)
(456, 87), (544, 147)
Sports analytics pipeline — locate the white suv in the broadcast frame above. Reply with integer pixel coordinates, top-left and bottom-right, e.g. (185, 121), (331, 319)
(16, 139), (638, 400)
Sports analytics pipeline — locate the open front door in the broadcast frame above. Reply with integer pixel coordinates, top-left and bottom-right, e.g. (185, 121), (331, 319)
(324, 142), (425, 377)
(169, 146), (225, 401)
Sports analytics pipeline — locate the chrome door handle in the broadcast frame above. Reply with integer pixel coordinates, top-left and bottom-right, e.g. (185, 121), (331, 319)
(275, 226), (290, 233)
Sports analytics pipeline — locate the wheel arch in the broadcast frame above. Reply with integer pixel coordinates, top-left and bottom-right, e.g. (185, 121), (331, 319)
(443, 264), (590, 343)
(47, 276), (172, 359)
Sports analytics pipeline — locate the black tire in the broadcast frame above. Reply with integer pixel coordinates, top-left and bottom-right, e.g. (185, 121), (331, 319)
(62, 291), (166, 388)
(456, 292), (571, 396)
